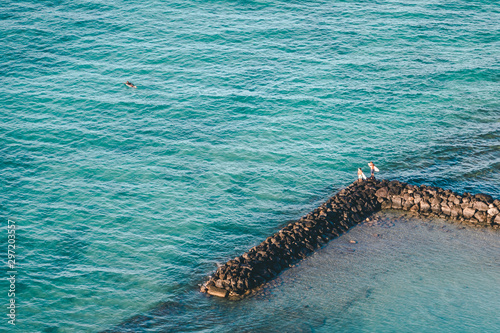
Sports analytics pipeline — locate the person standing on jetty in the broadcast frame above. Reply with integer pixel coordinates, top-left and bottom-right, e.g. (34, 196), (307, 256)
(358, 168), (367, 181)
(368, 161), (379, 179)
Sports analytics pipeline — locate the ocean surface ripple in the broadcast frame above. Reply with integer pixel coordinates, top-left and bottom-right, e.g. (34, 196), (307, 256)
(0, 0), (499, 331)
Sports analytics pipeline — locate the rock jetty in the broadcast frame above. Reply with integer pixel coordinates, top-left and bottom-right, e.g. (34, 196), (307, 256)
(201, 178), (500, 299)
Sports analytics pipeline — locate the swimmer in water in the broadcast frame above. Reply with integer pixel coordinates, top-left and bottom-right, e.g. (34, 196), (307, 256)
(125, 81), (137, 88)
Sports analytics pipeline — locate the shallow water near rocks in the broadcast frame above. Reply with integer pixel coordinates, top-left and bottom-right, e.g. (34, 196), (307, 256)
(109, 212), (500, 332)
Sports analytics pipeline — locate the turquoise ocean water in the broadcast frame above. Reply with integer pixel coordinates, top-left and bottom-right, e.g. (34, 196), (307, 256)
(1, 0), (499, 331)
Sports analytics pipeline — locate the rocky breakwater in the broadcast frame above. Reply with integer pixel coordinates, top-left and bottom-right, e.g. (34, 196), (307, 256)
(201, 178), (383, 299)
(376, 180), (500, 227)
(201, 179), (500, 299)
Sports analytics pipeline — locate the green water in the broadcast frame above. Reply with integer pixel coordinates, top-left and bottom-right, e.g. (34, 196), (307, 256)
(1, 0), (499, 331)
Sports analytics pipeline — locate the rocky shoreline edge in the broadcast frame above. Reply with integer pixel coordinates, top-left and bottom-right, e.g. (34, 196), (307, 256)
(201, 178), (500, 299)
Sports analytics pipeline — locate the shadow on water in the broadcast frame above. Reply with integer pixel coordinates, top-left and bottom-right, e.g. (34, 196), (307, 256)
(102, 294), (326, 333)
(101, 298), (188, 333)
(99, 212), (376, 333)
(101, 271), (384, 333)
(101, 292), (261, 333)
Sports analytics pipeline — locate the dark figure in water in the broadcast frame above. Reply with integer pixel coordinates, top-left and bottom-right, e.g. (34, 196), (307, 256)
(125, 81), (137, 88)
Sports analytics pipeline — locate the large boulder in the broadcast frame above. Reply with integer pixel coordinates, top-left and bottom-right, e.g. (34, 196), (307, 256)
(375, 187), (389, 198)
(451, 206), (462, 217)
(431, 205), (442, 214)
(402, 191), (411, 199)
(207, 285), (228, 298)
(487, 207), (499, 216)
(463, 207), (476, 219)
(474, 211), (486, 223)
(461, 202), (472, 209)
(420, 200), (431, 212)
(473, 201), (489, 212)
(391, 196), (403, 209)
(475, 193), (493, 203)
(403, 200), (413, 210)
(431, 197), (442, 206)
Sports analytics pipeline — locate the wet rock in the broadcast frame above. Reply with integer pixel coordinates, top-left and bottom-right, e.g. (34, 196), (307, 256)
(207, 285), (228, 298)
